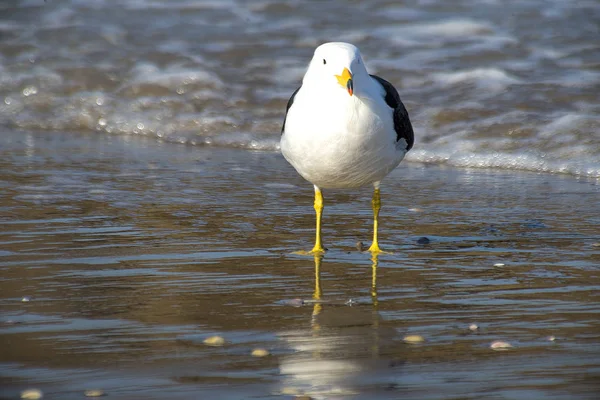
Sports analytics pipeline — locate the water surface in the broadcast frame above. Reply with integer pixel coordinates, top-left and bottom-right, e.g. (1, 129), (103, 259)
(1, 131), (599, 399)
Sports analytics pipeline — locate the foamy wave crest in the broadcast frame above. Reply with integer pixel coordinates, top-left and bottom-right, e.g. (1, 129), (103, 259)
(407, 149), (599, 178)
(432, 68), (521, 91)
(374, 18), (495, 46)
(408, 111), (600, 178)
(126, 63), (224, 90)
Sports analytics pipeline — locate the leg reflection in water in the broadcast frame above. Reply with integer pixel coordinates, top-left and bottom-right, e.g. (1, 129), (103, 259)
(278, 253), (402, 398)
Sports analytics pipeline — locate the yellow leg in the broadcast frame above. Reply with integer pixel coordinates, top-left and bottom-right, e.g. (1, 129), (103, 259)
(292, 186), (326, 255)
(310, 186), (325, 254)
(367, 186), (383, 254)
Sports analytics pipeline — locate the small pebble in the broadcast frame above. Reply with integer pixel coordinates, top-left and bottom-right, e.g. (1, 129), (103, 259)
(345, 298), (356, 306)
(84, 390), (105, 397)
(547, 335), (556, 342)
(356, 241), (366, 251)
(283, 298), (305, 307)
(251, 348), (270, 357)
(408, 208), (423, 212)
(403, 334), (425, 344)
(469, 323), (479, 331)
(490, 340), (512, 350)
(203, 335), (225, 346)
(281, 387), (300, 395)
(21, 296), (31, 302)
(21, 389), (43, 400)
(493, 263), (505, 267)
(416, 237), (430, 244)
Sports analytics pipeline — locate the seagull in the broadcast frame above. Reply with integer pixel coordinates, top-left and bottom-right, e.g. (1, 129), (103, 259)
(280, 42), (414, 255)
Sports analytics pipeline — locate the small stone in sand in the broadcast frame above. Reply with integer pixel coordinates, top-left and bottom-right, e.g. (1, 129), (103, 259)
(408, 208), (423, 212)
(547, 335), (556, 342)
(469, 323), (479, 331)
(493, 263), (505, 267)
(203, 335), (225, 346)
(21, 389), (43, 400)
(403, 335), (425, 344)
(251, 348), (270, 357)
(416, 237), (430, 244)
(84, 390), (105, 397)
(281, 387), (300, 395)
(21, 296), (31, 302)
(283, 298), (304, 307)
(356, 241), (366, 251)
(490, 340), (512, 350)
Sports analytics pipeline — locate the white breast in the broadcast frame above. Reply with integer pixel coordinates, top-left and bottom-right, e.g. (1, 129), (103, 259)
(281, 86), (406, 189)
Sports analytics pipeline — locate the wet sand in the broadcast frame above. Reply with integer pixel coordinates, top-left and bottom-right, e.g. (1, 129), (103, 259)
(1, 130), (599, 399)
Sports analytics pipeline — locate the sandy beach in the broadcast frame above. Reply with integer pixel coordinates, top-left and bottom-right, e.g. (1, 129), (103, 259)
(1, 131), (599, 399)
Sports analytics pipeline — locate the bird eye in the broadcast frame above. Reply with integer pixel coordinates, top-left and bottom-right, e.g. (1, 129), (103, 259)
(323, 59), (327, 65)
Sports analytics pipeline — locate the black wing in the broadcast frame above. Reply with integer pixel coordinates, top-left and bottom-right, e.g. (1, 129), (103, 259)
(281, 86), (301, 135)
(370, 75), (414, 151)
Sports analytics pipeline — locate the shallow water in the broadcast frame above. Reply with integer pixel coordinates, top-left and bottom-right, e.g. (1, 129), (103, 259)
(1, 131), (599, 399)
(1, 0), (599, 176)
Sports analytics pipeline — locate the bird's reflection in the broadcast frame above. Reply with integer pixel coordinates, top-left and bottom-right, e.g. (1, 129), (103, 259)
(278, 253), (400, 398)
(312, 254), (323, 322)
(311, 253), (378, 316)
(371, 254), (379, 307)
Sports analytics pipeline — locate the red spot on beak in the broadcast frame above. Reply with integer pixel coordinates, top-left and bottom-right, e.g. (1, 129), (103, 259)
(336, 68), (354, 96)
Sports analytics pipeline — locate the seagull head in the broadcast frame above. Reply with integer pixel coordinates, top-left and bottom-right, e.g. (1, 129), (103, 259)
(303, 42), (367, 97)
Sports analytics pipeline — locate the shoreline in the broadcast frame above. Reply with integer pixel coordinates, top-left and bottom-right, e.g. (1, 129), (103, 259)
(3, 128), (600, 181)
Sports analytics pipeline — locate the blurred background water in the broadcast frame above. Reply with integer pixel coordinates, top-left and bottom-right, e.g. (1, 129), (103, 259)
(1, 0), (599, 176)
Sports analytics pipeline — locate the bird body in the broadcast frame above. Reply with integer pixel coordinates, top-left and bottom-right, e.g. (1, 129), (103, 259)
(280, 42), (414, 254)
(281, 76), (406, 189)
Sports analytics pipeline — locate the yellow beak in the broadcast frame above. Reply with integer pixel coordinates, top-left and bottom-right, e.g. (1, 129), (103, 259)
(335, 67), (353, 96)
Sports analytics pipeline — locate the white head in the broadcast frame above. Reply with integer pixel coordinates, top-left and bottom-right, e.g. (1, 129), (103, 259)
(302, 42), (369, 97)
